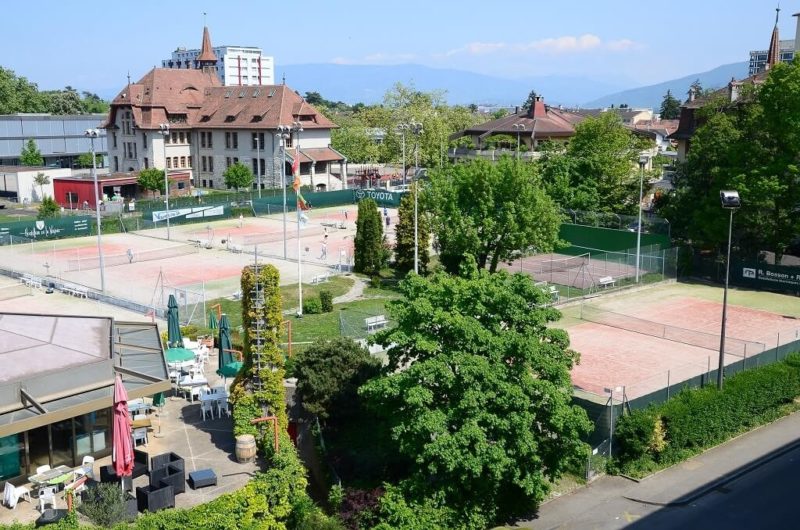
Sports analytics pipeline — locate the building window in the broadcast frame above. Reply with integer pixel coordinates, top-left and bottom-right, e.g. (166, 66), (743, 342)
(166, 158), (172, 169)
(285, 135), (293, 148)
(251, 132), (265, 150)
(234, 157), (239, 165)
(188, 156), (192, 168)
(225, 132), (231, 149)
(114, 156), (119, 171)
(202, 179), (207, 187)
(179, 132), (185, 144)
(142, 132), (147, 149)
(180, 156), (186, 167)
(144, 157), (149, 169)
(172, 156), (178, 168)
(177, 182), (185, 190)
(112, 133), (118, 148)
(206, 131), (212, 148)
(315, 161), (327, 173)
(202, 156), (207, 172)
(226, 132), (239, 149)
(209, 157), (214, 172)
(232, 132), (238, 149)
(171, 132), (178, 144)
(252, 158), (258, 175)
(187, 133), (191, 145)
(200, 132), (206, 148)
(226, 157), (232, 168)
(209, 179), (214, 188)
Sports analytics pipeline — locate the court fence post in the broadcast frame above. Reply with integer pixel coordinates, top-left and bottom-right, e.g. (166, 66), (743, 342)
(666, 370), (670, 400)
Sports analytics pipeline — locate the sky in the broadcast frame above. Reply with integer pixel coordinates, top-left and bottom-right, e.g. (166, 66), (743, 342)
(1, 0), (794, 96)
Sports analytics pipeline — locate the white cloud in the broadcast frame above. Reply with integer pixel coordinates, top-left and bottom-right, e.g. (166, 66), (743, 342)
(606, 39), (639, 51)
(442, 34), (639, 57)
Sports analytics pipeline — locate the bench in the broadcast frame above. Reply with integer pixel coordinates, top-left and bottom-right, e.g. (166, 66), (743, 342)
(310, 273), (330, 285)
(598, 276), (616, 288)
(548, 285), (560, 303)
(188, 469), (217, 490)
(228, 244), (243, 253)
(365, 315), (388, 331)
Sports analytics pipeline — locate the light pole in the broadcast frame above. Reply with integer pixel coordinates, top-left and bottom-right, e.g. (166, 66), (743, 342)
(292, 121), (304, 316)
(158, 123), (171, 240)
(718, 190), (741, 389)
(276, 125), (290, 259)
(85, 129), (106, 293)
(512, 123), (526, 160)
(397, 123), (410, 186)
(635, 155), (649, 283)
(410, 121), (423, 274)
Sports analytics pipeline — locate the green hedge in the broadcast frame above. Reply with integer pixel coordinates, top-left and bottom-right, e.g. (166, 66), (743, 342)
(613, 353), (800, 476)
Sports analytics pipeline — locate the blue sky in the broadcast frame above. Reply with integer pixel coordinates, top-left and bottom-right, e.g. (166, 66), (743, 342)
(1, 0), (793, 94)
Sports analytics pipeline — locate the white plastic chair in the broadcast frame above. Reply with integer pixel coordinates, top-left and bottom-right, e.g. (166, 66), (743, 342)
(132, 427), (148, 447)
(200, 399), (215, 421)
(74, 455), (94, 480)
(38, 486), (57, 513)
(35, 464), (51, 475)
(219, 401), (231, 418)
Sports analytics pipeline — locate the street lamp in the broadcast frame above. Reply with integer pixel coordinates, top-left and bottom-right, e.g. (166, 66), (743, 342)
(84, 129), (106, 293)
(512, 123), (526, 160)
(409, 121), (423, 274)
(635, 155), (649, 283)
(717, 190), (741, 389)
(255, 132), (261, 199)
(158, 123), (171, 240)
(276, 125), (291, 259)
(397, 123), (410, 186)
(292, 121), (304, 316)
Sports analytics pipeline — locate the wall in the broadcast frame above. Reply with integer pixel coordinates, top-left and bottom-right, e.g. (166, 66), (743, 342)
(558, 224), (671, 254)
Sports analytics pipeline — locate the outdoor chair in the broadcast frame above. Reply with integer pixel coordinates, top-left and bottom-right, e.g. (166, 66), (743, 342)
(200, 399), (215, 421)
(132, 427), (148, 447)
(136, 484), (175, 513)
(35, 465), (51, 475)
(149, 463), (185, 495)
(73, 455), (95, 481)
(100, 449), (149, 483)
(150, 452), (184, 474)
(38, 486), (57, 513)
(3, 482), (31, 509)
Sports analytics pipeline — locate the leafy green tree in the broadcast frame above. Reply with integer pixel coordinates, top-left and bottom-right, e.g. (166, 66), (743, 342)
(33, 172), (50, 200)
(564, 112), (649, 213)
(425, 157), (561, 274)
(43, 88), (83, 114)
(360, 263), (591, 527)
(76, 152), (101, 168)
(80, 91), (110, 114)
(293, 337), (380, 425)
(354, 198), (386, 275)
(491, 108), (509, 119)
(137, 168), (165, 198)
(522, 89), (538, 110)
(19, 139), (43, 166)
(536, 140), (574, 206)
(37, 196), (60, 219)
(223, 161), (254, 190)
(393, 188), (430, 274)
(331, 117), (379, 163)
(0, 67), (48, 114)
(659, 89), (681, 119)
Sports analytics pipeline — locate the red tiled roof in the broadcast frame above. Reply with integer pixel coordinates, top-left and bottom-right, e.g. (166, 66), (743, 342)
(299, 147), (345, 162)
(198, 26), (217, 62)
(461, 105), (583, 138)
(102, 69), (336, 132)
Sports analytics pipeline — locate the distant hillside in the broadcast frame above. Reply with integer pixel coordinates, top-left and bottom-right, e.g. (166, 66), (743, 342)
(278, 63), (625, 107)
(585, 61), (749, 109)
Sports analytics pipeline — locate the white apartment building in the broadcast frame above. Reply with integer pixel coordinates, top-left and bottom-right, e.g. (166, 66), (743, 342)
(162, 28), (275, 86)
(104, 27), (344, 191)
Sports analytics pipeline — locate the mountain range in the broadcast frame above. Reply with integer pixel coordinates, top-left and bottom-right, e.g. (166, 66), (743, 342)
(278, 61), (751, 110)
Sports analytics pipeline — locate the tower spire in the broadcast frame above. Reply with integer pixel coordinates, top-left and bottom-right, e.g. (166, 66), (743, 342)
(766, 5), (781, 70)
(197, 24), (217, 73)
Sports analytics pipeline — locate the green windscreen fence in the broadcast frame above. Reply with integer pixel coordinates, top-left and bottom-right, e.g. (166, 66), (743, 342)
(558, 224), (671, 255)
(0, 216), (93, 242)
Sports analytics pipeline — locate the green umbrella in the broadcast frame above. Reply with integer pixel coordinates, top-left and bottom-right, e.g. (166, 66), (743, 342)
(216, 314), (242, 380)
(167, 294), (183, 348)
(208, 311), (218, 331)
(152, 392), (166, 408)
(165, 347), (195, 363)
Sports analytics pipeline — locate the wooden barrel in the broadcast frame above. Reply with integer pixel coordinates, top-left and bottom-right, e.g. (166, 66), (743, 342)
(235, 434), (257, 463)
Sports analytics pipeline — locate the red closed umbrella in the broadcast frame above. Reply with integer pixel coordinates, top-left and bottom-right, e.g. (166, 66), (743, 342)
(112, 374), (134, 480)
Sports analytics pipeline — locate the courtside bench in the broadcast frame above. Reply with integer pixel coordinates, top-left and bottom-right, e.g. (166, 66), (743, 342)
(311, 273), (330, 284)
(365, 315), (387, 331)
(598, 276), (616, 289)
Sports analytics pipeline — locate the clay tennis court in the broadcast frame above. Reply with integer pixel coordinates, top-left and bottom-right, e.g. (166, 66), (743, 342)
(564, 285), (800, 399)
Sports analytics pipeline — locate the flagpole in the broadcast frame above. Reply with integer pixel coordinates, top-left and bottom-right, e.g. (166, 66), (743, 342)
(292, 122), (304, 317)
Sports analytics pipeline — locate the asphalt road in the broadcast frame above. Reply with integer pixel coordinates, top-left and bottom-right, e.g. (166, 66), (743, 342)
(628, 442), (800, 530)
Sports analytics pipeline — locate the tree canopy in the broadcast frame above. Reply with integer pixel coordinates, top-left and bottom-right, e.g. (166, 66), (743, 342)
(20, 139), (43, 166)
(360, 262), (591, 527)
(425, 157), (561, 273)
(223, 162), (255, 190)
(659, 89), (681, 119)
(661, 59), (800, 258)
(137, 168), (165, 197)
(0, 68), (109, 114)
(354, 198), (386, 275)
(393, 187), (430, 275)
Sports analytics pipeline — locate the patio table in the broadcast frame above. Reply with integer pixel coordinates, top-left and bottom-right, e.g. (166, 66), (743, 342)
(178, 376), (208, 402)
(28, 465), (73, 488)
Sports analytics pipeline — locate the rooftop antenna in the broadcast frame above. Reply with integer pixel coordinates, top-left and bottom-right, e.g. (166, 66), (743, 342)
(282, 73), (286, 85)
(126, 71), (131, 87)
(203, 11), (207, 26)
(776, 4), (781, 26)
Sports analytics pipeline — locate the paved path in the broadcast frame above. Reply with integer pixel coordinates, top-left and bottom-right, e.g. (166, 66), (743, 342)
(333, 275), (368, 304)
(516, 410), (800, 529)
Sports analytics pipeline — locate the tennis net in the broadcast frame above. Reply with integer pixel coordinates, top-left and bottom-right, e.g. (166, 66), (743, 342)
(580, 305), (766, 357)
(66, 244), (199, 271)
(242, 226), (324, 245)
(520, 253), (589, 275)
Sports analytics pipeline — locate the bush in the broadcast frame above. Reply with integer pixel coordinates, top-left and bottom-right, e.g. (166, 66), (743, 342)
(614, 355), (800, 475)
(369, 276), (381, 289)
(78, 482), (133, 527)
(303, 297), (323, 314)
(319, 290), (334, 313)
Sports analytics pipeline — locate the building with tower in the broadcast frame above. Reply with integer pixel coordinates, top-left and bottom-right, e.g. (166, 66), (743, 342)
(747, 8), (800, 75)
(162, 27), (275, 86)
(105, 26), (345, 191)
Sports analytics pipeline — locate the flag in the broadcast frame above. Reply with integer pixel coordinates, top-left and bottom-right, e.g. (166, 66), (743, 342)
(291, 147), (300, 191)
(297, 190), (310, 211)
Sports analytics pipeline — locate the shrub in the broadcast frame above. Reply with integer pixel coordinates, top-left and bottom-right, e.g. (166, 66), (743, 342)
(369, 276), (381, 289)
(78, 482), (133, 527)
(303, 297), (323, 314)
(320, 290), (334, 313)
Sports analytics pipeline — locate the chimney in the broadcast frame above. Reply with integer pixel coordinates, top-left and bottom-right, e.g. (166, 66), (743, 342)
(794, 12), (800, 52)
(529, 95), (545, 118)
(515, 106), (519, 115)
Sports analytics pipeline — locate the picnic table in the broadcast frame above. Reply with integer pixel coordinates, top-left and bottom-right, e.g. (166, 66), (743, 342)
(132, 418), (153, 429)
(28, 465), (73, 488)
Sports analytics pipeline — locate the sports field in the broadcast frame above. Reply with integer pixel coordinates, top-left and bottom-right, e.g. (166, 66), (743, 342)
(559, 282), (800, 400)
(0, 204), (397, 320)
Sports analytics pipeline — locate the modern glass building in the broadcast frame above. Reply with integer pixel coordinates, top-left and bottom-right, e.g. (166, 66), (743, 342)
(0, 313), (170, 486)
(0, 114), (107, 169)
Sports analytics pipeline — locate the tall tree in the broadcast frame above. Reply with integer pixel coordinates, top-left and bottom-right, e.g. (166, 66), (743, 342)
(19, 139), (44, 166)
(76, 152), (101, 168)
(331, 116), (379, 163)
(223, 161), (254, 190)
(659, 90), (681, 119)
(33, 173), (50, 200)
(564, 112), (649, 213)
(353, 198), (386, 275)
(425, 157), (561, 274)
(522, 90), (537, 110)
(137, 168), (165, 198)
(37, 196), (60, 219)
(360, 263), (591, 527)
(393, 188), (430, 274)
(0, 67), (48, 114)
